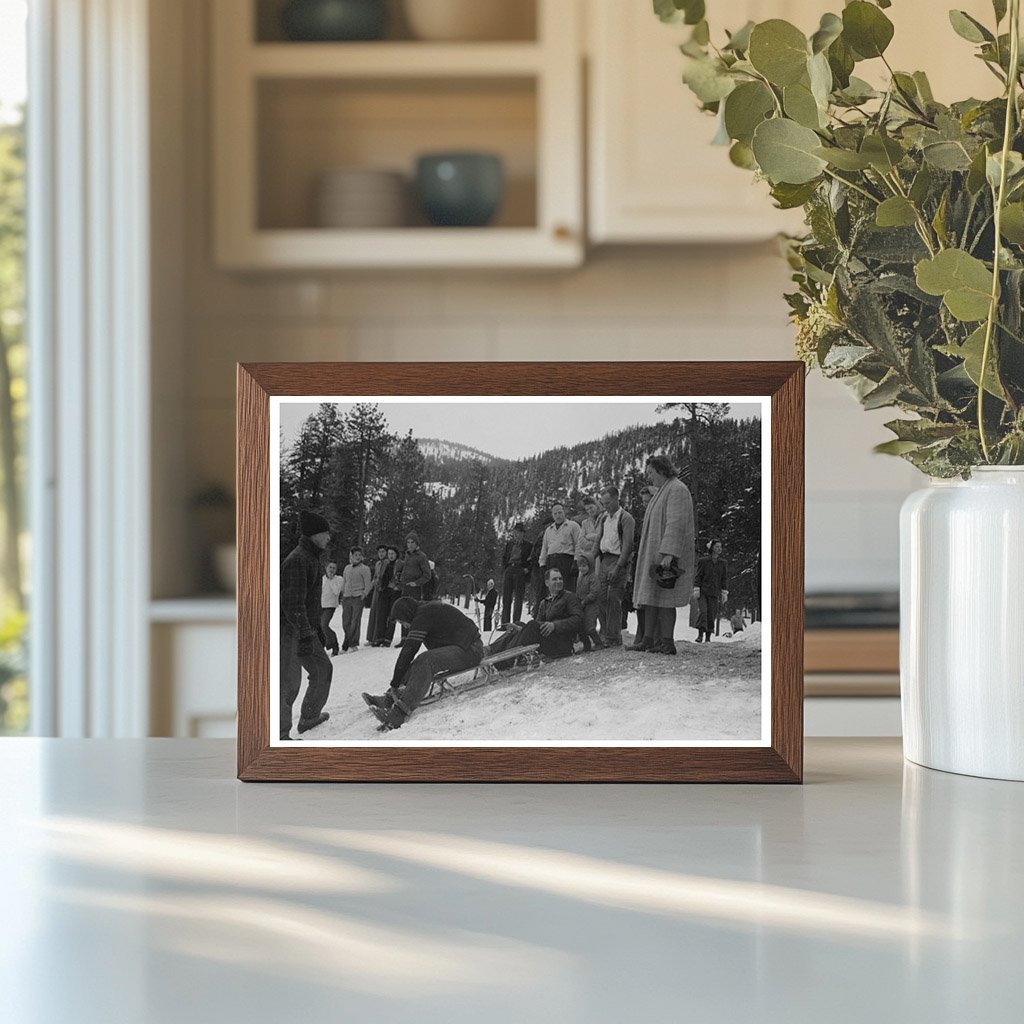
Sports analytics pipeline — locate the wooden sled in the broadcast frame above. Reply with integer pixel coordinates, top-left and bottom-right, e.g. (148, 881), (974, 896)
(420, 643), (542, 706)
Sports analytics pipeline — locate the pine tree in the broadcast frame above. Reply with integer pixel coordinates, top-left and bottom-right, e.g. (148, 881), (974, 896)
(342, 403), (393, 545)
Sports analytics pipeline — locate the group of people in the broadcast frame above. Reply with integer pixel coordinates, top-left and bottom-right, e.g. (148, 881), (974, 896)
(280, 454), (732, 739)
(495, 455), (729, 655)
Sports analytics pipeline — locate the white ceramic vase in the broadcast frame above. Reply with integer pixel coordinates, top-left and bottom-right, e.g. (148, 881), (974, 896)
(900, 467), (1024, 781)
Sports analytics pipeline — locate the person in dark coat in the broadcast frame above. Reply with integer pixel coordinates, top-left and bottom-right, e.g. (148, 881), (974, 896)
(500, 523), (533, 625)
(279, 510), (334, 739)
(487, 567), (584, 661)
(694, 539), (729, 643)
(365, 545), (388, 643)
(398, 532), (431, 599)
(396, 533), (432, 643)
(361, 597), (484, 731)
(623, 485), (654, 634)
(370, 545), (400, 646)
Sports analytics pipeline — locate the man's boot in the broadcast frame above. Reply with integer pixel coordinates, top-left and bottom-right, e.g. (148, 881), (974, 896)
(369, 704), (406, 732)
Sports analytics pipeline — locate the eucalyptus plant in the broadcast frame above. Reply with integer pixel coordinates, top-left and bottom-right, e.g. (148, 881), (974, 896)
(657, 0), (1024, 475)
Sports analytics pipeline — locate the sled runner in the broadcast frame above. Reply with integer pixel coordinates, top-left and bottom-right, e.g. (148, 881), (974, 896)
(421, 643), (542, 706)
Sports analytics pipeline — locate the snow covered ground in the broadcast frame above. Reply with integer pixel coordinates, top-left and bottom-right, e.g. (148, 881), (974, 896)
(285, 606), (763, 745)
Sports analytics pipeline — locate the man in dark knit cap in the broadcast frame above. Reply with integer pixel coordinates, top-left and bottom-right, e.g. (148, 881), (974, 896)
(280, 510), (334, 739)
(361, 596), (483, 732)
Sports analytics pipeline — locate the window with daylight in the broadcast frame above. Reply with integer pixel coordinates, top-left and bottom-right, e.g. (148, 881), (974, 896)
(0, 0), (28, 734)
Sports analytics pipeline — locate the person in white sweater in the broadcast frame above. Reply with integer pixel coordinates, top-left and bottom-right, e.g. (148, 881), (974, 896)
(319, 561), (344, 656)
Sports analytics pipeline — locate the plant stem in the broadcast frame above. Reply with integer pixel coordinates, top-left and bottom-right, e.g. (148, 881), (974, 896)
(884, 170), (939, 254)
(978, 0), (1021, 462)
(822, 167), (880, 205)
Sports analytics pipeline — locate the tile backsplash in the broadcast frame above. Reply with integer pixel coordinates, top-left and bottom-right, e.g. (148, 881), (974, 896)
(179, 246), (917, 594)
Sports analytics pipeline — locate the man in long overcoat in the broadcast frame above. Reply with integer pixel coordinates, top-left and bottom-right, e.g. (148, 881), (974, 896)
(630, 455), (695, 655)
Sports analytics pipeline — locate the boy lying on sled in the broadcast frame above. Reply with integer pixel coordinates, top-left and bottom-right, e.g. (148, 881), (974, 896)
(362, 568), (584, 732)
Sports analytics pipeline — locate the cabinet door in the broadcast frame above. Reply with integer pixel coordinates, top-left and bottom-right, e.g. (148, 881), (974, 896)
(588, 0), (803, 242)
(588, 0), (1001, 245)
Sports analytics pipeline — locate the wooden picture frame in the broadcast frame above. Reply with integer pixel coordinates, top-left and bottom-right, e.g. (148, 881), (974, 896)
(237, 362), (804, 782)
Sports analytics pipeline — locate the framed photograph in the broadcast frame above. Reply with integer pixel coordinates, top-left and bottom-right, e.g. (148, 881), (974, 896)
(237, 362), (803, 782)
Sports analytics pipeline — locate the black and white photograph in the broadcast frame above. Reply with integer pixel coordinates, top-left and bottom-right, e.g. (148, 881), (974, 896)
(270, 397), (770, 746)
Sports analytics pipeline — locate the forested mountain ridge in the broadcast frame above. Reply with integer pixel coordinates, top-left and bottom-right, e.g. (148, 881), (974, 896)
(417, 438), (502, 465)
(280, 403), (762, 615)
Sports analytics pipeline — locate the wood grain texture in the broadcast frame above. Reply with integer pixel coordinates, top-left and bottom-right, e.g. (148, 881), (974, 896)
(236, 361), (805, 783)
(805, 629), (899, 674)
(237, 365), (271, 778)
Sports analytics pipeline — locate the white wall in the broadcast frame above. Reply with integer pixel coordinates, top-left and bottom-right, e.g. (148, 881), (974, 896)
(153, 0), (921, 599)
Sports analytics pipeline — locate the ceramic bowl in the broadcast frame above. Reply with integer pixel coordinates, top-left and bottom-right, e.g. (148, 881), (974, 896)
(415, 152), (504, 227)
(403, 0), (534, 42)
(281, 0), (388, 42)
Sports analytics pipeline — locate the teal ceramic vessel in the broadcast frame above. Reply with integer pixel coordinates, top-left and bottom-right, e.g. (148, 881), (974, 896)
(281, 0), (388, 42)
(415, 152), (505, 227)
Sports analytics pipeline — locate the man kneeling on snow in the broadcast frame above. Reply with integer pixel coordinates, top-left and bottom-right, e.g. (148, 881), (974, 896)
(487, 567), (584, 662)
(362, 597), (483, 731)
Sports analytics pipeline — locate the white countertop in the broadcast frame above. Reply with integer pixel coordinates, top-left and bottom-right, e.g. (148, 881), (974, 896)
(0, 738), (1020, 1023)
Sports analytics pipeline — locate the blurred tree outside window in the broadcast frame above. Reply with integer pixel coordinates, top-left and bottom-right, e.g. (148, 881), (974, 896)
(0, 0), (28, 734)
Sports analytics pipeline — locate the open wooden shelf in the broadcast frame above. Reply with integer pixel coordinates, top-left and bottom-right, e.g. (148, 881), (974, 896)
(249, 42), (545, 78)
(212, 0), (582, 269)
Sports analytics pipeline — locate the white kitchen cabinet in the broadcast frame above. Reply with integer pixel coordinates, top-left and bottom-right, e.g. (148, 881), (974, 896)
(150, 601), (237, 737)
(587, 0), (812, 243)
(586, 0), (998, 244)
(211, 0), (584, 269)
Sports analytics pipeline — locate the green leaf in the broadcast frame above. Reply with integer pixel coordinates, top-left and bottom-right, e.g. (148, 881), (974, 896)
(967, 144), (991, 194)
(932, 190), (950, 246)
(1000, 203), (1024, 245)
(874, 439), (922, 455)
(986, 150), (1024, 191)
(682, 58), (736, 104)
(653, 0), (705, 26)
(691, 19), (710, 45)
(862, 374), (903, 409)
(770, 180), (820, 209)
(884, 418), (963, 443)
(784, 80), (825, 129)
(912, 71), (935, 104)
(813, 146), (872, 170)
(724, 20), (755, 53)
(810, 12), (843, 54)
(748, 20), (809, 87)
(909, 164), (933, 205)
(751, 118), (828, 184)
(729, 140), (757, 169)
(836, 76), (879, 104)
(860, 133), (904, 173)
(876, 197), (918, 228)
(827, 36), (855, 88)
(915, 249), (994, 322)
(993, 0), (1008, 24)
(922, 140), (972, 171)
(711, 110), (731, 145)
(842, 1), (895, 59)
(808, 51), (833, 109)
(723, 81), (775, 144)
(939, 325), (1006, 398)
(948, 10), (994, 44)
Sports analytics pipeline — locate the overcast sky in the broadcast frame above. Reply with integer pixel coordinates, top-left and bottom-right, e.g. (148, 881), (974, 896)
(279, 399), (763, 461)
